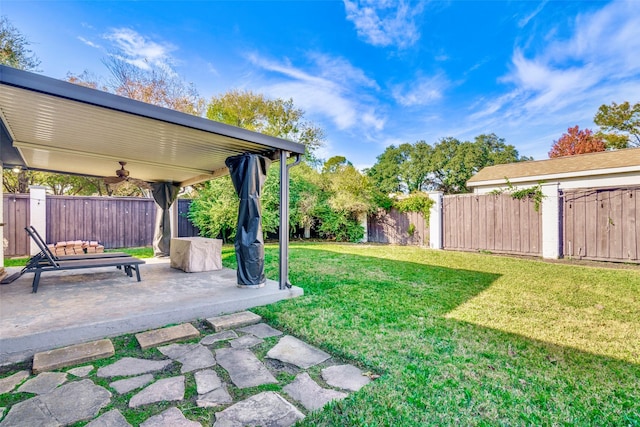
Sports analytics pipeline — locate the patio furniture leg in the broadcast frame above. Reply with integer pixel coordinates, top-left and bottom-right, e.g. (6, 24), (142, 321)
(124, 266), (133, 277)
(32, 270), (42, 293)
(134, 265), (141, 282)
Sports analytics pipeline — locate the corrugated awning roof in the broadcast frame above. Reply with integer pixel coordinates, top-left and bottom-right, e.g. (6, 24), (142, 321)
(0, 65), (305, 187)
(468, 148), (640, 186)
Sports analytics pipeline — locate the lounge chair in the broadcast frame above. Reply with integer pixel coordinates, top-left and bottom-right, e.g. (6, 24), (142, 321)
(2, 227), (145, 293)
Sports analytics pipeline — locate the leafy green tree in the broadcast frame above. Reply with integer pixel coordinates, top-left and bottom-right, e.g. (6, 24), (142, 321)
(369, 134), (526, 196)
(316, 157), (375, 242)
(0, 16), (40, 71)
(594, 101), (640, 148)
(207, 90), (324, 162)
(191, 91), (326, 239)
(366, 145), (404, 194)
(187, 177), (238, 242)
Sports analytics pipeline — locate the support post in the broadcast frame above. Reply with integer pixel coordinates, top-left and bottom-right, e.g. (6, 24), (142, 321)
(278, 151), (301, 289)
(279, 151), (290, 289)
(171, 201), (179, 238)
(29, 186), (47, 256)
(0, 161), (3, 267)
(541, 183), (560, 259)
(428, 191), (443, 249)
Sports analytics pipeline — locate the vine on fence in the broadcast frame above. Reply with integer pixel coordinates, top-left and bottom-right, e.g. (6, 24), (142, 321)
(490, 178), (545, 212)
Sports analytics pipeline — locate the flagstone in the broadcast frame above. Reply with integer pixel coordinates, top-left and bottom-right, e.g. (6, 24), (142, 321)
(283, 373), (348, 411)
(200, 330), (238, 345)
(321, 364), (371, 391)
(266, 335), (330, 369)
(0, 371), (29, 394)
(109, 374), (154, 394)
(129, 376), (184, 408)
(2, 380), (111, 426)
(197, 386), (233, 408)
(16, 372), (67, 395)
(158, 344), (216, 373)
(237, 323), (283, 339)
(97, 357), (172, 378)
(213, 391), (304, 427)
(215, 348), (277, 389)
(229, 335), (264, 349)
(85, 409), (132, 427)
(194, 369), (222, 395)
(68, 366), (94, 377)
(140, 407), (201, 427)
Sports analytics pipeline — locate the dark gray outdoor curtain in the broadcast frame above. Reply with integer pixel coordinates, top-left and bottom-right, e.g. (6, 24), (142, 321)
(225, 153), (271, 287)
(151, 182), (180, 257)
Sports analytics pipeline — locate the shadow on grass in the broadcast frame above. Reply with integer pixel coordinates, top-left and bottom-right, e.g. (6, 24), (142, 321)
(237, 245), (640, 426)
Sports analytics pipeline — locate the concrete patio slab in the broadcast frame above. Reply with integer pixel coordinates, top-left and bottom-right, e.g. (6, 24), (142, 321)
(0, 259), (303, 365)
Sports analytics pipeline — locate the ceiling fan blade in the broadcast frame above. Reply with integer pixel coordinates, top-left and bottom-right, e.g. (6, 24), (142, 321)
(104, 176), (126, 185)
(129, 178), (152, 190)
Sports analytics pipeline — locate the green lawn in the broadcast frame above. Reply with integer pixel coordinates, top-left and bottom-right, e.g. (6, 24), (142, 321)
(3, 242), (638, 425)
(243, 243), (640, 426)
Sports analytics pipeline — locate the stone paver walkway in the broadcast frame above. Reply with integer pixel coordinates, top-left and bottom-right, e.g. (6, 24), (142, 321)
(0, 311), (376, 426)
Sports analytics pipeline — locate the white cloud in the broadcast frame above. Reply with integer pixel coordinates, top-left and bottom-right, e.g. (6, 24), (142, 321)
(518, 1), (548, 28)
(343, 0), (425, 49)
(103, 28), (177, 73)
(246, 53), (386, 134)
(392, 73), (449, 107)
(469, 0), (640, 146)
(77, 36), (101, 49)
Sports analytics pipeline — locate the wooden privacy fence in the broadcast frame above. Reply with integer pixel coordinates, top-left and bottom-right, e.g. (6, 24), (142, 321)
(443, 193), (541, 255)
(3, 194), (30, 257)
(2, 195), (202, 256)
(177, 199), (201, 238)
(563, 187), (640, 263)
(367, 208), (429, 245)
(46, 196), (156, 249)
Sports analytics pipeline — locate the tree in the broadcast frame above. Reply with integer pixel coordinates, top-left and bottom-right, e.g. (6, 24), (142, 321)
(366, 145), (404, 195)
(187, 177), (238, 242)
(68, 57), (205, 116)
(0, 16), (40, 71)
(594, 101), (640, 148)
(369, 134), (526, 195)
(207, 90), (324, 161)
(548, 126), (606, 158)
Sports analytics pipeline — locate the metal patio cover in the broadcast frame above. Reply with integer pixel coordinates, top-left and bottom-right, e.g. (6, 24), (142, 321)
(0, 65), (305, 186)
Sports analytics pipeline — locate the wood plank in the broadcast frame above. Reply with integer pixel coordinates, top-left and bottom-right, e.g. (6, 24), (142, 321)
(584, 190), (597, 258)
(486, 195), (495, 250)
(622, 188), (638, 261)
(478, 195), (487, 251)
(609, 189), (623, 260)
(596, 190), (610, 259)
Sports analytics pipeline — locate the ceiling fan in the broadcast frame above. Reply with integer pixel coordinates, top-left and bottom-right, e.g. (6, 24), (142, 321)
(103, 161), (151, 189)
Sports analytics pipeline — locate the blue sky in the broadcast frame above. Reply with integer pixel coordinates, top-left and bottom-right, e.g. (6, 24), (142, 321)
(4, 0), (640, 169)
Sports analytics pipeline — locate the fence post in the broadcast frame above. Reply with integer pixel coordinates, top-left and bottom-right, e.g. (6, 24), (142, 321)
(29, 186), (47, 256)
(541, 183), (560, 259)
(359, 212), (368, 243)
(428, 192), (443, 249)
(0, 161), (3, 267)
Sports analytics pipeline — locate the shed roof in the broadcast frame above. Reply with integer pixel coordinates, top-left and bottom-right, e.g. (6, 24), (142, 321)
(0, 65), (305, 187)
(467, 148), (640, 186)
